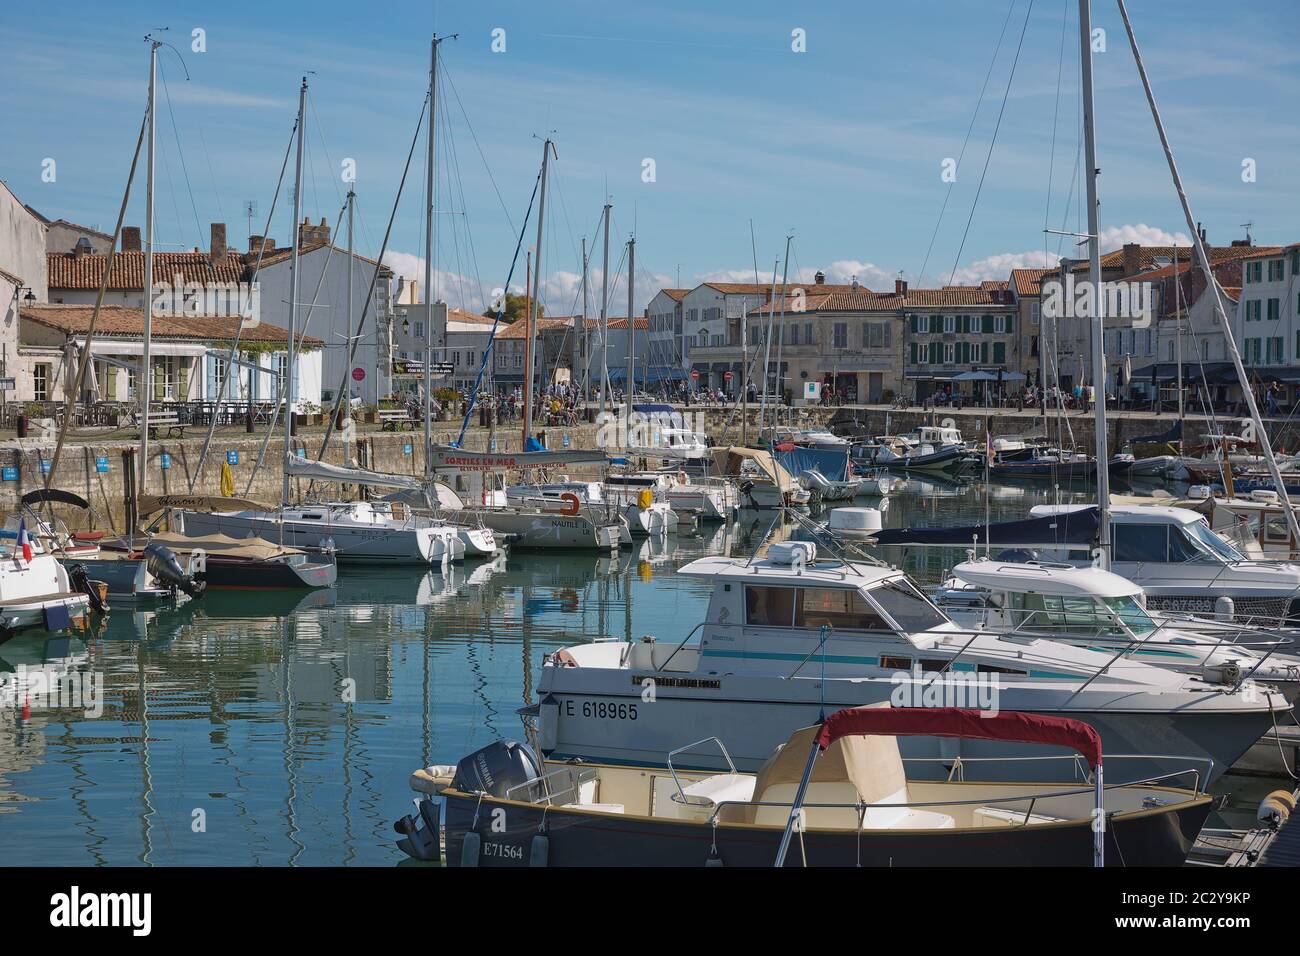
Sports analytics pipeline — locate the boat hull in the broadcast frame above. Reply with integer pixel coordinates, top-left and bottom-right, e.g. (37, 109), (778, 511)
(178, 510), (457, 565)
(199, 555), (337, 590)
(445, 508), (621, 551)
(439, 788), (1211, 867)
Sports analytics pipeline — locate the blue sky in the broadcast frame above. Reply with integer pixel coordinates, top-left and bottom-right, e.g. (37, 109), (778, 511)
(4, 0), (1297, 314)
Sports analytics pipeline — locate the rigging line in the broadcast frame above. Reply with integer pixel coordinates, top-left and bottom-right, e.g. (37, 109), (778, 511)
(440, 61), (515, 233)
(308, 96), (346, 209)
(157, 61), (207, 257)
(1043, 0), (1069, 234)
(944, 0), (1035, 288)
(191, 116), (301, 490)
(444, 95), (489, 315)
(454, 166), (543, 446)
(916, 0), (1018, 284)
(317, 91), (431, 464)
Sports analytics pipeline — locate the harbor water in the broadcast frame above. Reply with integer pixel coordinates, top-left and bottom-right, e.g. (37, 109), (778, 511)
(0, 477), (1290, 865)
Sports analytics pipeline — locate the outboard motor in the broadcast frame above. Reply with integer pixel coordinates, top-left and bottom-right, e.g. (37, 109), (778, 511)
(450, 739), (542, 799)
(143, 543), (206, 599)
(66, 563), (108, 614)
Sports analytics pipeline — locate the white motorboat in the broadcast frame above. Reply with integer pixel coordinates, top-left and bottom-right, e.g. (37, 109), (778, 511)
(428, 481), (623, 552)
(934, 559), (1300, 700)
(1032, 503), (1300, 624)
(0, 516), (93, 643)
(710, 446), (811, 511)
(627, 426), (711, 462)
(534, 546), (1286, 784)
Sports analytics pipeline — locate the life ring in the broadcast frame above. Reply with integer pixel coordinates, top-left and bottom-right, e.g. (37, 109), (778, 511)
(637, 489), (655, 510)
(559, 492), (581, 516)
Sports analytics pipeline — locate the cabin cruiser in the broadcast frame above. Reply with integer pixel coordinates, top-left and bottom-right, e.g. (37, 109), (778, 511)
(177, 499), (465, 566)
(534, 545), (1284, 784)
(402, 707), (1212, 867)
(934, 559), (1300, 700)
(623, 403), (711, 461)
(855, 426), (972, 476)
(764, 425), (850, 450)
(1031, 503), (1300, 624)
(0, 516), (93, 643)
(1113, 488), (1300, 561)
(658, 472), (739, 522)
(506, 479), (679, 537)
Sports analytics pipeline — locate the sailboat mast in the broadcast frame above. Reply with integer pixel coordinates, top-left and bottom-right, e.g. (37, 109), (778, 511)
(581, 237), (590, 394)
(626, 235), (635, 400)
(423, 36), (440, 479)
(283, 76), (307, 507)
(522, 137), (552, 446)
(138, 37), (160, 511)
(1115, 0), (1300, 547)
(759, 258), (779, 437)
(345, 188), (354, 434)
(599, 202), (611, 415)
(1078, 0), (1111, 569)
(775, 234), (792, 412)
(1174, 242), (1184, 423)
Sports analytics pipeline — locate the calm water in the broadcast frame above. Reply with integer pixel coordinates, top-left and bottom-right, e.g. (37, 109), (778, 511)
(0, 477), (1285, 865)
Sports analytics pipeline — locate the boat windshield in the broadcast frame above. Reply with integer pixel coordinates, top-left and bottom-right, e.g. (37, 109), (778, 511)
(1180, 520), (1245, 563)
(1100, 596), (1157, 636)
(868, 579), (949, 633)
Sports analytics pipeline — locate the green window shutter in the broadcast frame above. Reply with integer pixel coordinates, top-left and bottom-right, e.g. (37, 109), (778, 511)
(993, 342), (1006, 364)
(981, 342), (989, 363)
(910, 342), (917, 363)
(178, 360), (189, 400)
(153, 362), (164, 400)
(107, 365), (118, 399)
(982, 314), (993, 334)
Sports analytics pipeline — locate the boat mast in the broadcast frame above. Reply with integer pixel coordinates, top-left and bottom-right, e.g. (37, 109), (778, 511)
(581, 237), (590, 395)
(774, 234), (792, 416)
(1174, 242), (1184, 426)
(423, 36), (442, 480)
(759, 258), (779, 437)
(283, 76), (307, 508)
(1115, 0), (1300, 546)
(522, 137), (553, 447)
(626, 235), (636, 400)
(1078, 0), (1111, 570)
(599, 201), (611, 415)
(345, 187), (354, 445)
(137, 36), (160, 519)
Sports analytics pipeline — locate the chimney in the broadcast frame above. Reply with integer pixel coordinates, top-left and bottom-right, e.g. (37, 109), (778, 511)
(1122, 242), (1142, 277)
(895, 278), (908, 296)
(210, 222), (227, 262)
(121, 226), (141, 252)
(298, 216), (331, 247)
(814, 270), (825, 285)
(73, 236), (92, 259)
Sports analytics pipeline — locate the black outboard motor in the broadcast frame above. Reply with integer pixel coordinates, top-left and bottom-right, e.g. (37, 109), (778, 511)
(450, 739), (543, 799)
(66, 563), (108, 614)
(143, 543), (206, 599)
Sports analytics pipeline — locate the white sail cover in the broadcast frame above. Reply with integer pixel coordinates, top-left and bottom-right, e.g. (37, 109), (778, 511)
(284, 456), (422, 491)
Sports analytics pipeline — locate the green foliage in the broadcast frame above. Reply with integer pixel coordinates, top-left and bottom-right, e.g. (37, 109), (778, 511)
(484, 292), (542, 325)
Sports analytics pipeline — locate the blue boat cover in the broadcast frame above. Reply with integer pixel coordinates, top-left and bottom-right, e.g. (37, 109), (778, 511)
(873, 506), (1101, 546)
(773, 445), (849, 482)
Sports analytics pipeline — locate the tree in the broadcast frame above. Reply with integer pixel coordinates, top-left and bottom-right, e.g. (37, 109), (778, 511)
(485, 292), (543, 326)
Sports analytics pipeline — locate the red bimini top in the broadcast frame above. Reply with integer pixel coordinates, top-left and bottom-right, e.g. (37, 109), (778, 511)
(815, 707), (1103, 769)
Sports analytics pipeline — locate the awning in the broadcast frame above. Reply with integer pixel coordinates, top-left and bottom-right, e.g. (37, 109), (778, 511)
(816, 707), (1102, 768)
(79, 338), (206, 358)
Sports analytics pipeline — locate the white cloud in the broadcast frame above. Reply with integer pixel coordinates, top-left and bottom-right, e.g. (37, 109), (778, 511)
(1098, 223), (1193, 250)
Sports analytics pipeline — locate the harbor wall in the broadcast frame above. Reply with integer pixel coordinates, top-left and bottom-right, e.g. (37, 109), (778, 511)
(0, 405), (1281, 529)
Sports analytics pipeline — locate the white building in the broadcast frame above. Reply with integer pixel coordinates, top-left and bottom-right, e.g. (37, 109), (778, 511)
(1, 181), (50, 395)
(645, 287), (688, 374)
(391, 301), (498, 397)
(1237, 244), (1300, 371)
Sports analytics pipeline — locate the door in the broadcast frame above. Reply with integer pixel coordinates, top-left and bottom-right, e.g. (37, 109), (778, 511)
(868, 373), (883, 403)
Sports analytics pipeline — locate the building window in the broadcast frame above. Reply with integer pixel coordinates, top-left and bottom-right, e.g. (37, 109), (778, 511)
(34, 363), (50, 401)
(943, 314), (955, 334)
(993, 342), (1006, 364)
(1268, 259), (1284, 282)
(1267, 298), (1280, 321)
(943, 342), (954, 364)
(833, 323), (847, 348)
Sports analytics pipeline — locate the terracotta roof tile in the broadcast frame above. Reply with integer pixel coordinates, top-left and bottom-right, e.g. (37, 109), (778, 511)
(48, 251), (249, 290)
(19, 304), (322, 345)
(1010, 267), (1053, 297)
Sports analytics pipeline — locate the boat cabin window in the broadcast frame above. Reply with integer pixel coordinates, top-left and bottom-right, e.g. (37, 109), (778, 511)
(868, 580), (948, 632)
(1263, 513), (1291, 544)
(1113, 524), (1168, 562)
(1183, 519), (1244, 561)
(743, 585), (889, 631)
(1018, 594), (1156, 637)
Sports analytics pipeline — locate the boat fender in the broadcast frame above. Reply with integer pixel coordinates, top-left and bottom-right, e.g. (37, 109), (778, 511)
(1214, 597), (1235, 622)
(538, 696), (559, 752)
(637, 489), (654, 510)
(1257, 790), (1295, 827)
(529, 831), (549, 867)
(460, 830), (481, 867)
(559, 492), (581, 516)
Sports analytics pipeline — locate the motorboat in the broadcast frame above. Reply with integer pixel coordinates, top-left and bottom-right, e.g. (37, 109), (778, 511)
(399, 707), (1214, 867)
(990, 451), (1096, 481)
(656, 472), (739, 522)
(934, 558), (1300, 700)
(428, 481), (623, 552)
(763, 425), (850, 450)
(1030, 503), (1300, 624)
(622, 403), (711, 461)
(855, 426), (973, 476)
(710, 446), (811, 511)
(533, 546), (1286, 784)
(773, 444), (862, 503)
(0, 515), (93, 643)
(138, 531), (337, 590)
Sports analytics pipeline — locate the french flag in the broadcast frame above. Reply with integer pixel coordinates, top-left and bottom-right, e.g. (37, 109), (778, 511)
(17, 519), (33, 562)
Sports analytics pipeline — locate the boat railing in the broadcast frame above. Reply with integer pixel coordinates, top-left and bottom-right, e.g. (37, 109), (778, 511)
(667, 737), (738, 808)
(995, 605), (1294, 655)
(705, 761), (1209, 828)
(504, 763), (600, 806)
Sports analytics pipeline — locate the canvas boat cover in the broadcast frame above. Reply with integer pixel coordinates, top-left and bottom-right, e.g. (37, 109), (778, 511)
(772, 444), (850, 482)
(872, 505), (1101, 547)
(148, 531), (304, 561)
(817, 706), (1103, 768)
(138, 494), (274, 515)
(284, 456), (422, 491)
(710, 446), (799, 493)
